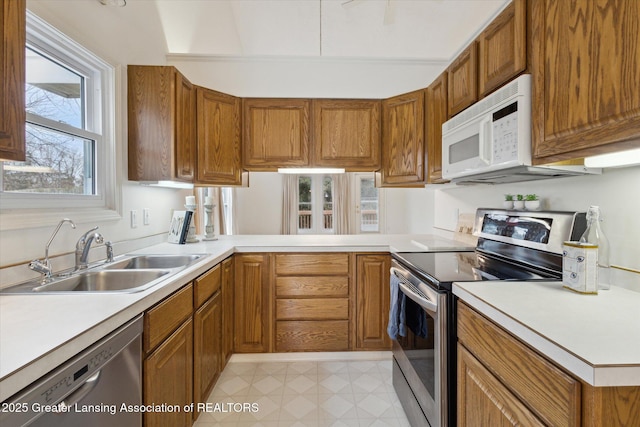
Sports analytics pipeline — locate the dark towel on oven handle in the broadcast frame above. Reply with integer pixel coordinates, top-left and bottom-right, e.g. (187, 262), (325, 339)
(387, 272), (406, 339)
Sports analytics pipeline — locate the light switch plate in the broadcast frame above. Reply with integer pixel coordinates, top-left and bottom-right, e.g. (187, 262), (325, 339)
(130, 210), (138, 228)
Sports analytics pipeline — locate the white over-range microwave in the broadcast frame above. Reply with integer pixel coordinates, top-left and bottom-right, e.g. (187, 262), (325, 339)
(442, 74), (599, 184)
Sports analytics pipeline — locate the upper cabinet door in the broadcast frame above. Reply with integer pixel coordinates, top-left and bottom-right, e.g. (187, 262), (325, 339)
(0, 0), (26, 161)
(477, 0), (526, 97)
(379, 90), (425, 187)
(426, 74), (448, 184)
(312, 99), (381, 171)
(447, 43), (478, 117)
(242, 98), (310, 171)
(531, 0), (640, 163)
(175, 72), (196, 181)
(196, 87), (243, 186)
(128, 66), (195, 182)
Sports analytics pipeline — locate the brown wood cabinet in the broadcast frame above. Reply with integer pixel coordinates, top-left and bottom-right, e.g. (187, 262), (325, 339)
(274, 253), (352, 352)
(193, 291), (222, 416)
(128, 65), (196, 182)
(355, 254), (391, 350)
(447, 43), (478, 117)
(0, 0), (26, 161)
(530, 0), (640, 163)
(458, 343), (545, 426)
(144, 319), (193, 427)
(458, 302), (581, 426)
(196, 87), (245, 186)
(425, 74), (448, 184)
(234, 254), (272, 353)
(379, 90), (425, 187)
(193, 265), (223, 415)
(312, 99), (381, 170)
(221, 256), (234, 365)
(458, 302), (640, 427)
(242, 98), (310, 171)
(477, 0), (527, 97)
(143, 284), (194, 427)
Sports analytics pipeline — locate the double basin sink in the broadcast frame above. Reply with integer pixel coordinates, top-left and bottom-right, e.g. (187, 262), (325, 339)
(1, 254), (206, 294)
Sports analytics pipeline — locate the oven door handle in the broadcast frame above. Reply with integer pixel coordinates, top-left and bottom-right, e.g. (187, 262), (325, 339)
(391, 267), (438, 315)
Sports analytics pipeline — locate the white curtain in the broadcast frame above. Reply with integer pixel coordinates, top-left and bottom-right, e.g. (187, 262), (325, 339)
(332, 173), (352, 235)
(281, 175), (299, 234)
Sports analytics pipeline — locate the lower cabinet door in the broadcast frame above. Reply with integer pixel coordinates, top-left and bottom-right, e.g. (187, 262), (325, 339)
(193, 291), (222, 417)
(144, 319), (193, 427)
(457, 344), (545, 427)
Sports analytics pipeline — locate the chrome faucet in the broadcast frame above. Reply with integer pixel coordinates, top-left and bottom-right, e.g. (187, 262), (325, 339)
(29, 218), (76, 283)
(75, 226), (104, 270)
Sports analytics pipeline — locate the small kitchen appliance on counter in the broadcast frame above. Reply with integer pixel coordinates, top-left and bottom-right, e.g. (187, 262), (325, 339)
(390, 208), (587, 427)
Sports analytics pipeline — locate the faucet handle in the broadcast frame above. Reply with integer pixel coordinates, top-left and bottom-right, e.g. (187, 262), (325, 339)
(105, 241), (114, 263)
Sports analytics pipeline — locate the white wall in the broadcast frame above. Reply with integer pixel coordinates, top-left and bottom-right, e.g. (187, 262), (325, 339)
(413, 166), (640, 271)
(0, 2), (190, 268)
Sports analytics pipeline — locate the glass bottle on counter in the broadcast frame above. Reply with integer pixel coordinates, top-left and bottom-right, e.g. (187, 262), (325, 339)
(579, 206), (610, 290)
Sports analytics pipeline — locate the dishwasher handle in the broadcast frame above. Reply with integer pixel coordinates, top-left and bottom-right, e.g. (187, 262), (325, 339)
(58, 370), (102, 410)
(391, 267), (438, 315)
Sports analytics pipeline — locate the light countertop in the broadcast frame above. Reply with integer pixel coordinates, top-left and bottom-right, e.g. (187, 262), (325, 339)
(453, 280), (640, 387)
(0, 234), (470, 401)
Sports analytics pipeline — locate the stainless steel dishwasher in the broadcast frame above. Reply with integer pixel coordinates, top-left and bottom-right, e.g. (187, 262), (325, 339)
(1, 315), (143, 427)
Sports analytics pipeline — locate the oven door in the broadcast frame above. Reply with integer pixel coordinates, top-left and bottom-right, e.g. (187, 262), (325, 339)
(390, 263), (448, 427)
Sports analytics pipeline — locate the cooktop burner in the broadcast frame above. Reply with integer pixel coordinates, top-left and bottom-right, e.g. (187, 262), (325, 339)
(392, 251), (558, 291)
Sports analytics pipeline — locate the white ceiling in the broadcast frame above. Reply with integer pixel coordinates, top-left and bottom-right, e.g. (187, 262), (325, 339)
(153, 0), (509, 61)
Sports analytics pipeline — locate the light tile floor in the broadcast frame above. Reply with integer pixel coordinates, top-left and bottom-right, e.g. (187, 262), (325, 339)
(193, 357), (410, 427)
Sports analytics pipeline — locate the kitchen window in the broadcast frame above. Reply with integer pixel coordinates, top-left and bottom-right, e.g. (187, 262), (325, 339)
(0, 12), (117, 229)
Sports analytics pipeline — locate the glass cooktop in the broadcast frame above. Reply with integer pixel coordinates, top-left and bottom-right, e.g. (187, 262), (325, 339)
(392, 251), (558, 291)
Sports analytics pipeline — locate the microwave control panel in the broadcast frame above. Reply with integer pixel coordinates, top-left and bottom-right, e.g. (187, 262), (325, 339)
(492, 102), (519, 164)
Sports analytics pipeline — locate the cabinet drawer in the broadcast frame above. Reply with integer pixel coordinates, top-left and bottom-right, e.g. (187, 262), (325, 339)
(276, 276), (349, 297)
(275, 253), (349, 275)
(144, 284), (193, 352)
(457, 303), (581, 427)
(194, 264), (221, 308)
(276, 298), (349, 320)
(276, 320), (349, 351)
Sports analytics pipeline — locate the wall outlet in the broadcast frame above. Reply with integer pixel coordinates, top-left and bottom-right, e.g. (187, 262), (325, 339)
(130, 210), (138, 228)
(143, 208), (150, 225)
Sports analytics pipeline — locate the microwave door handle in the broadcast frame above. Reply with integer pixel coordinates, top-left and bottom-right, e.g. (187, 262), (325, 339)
(478, 116), (492, 165)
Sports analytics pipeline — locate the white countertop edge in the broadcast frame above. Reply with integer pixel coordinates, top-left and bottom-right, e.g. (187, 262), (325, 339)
(0, 249), (234, 401)
(453, 284), (640, 387)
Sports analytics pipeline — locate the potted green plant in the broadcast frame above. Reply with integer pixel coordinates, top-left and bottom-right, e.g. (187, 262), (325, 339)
(503, 194), (514, 209)
(525, 194), (540, 210)
(514, 194), (525, 210)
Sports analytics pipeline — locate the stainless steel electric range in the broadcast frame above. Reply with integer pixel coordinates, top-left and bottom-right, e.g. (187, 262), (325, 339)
(389, 208), (587, 427)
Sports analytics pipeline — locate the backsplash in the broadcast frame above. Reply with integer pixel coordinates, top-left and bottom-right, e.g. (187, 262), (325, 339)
(430, 165), (640, 282)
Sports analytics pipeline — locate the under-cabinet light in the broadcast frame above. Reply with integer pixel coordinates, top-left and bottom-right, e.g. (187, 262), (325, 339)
(139, 181), (194, 189)
(584, 148), (640, 168)
(277, 168), (345, 174)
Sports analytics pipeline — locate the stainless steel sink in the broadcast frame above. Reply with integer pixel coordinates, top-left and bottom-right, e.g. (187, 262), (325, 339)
(103, 254), (202, 270)
(31, 270), (171, 293)
(0, 253), (208, 294)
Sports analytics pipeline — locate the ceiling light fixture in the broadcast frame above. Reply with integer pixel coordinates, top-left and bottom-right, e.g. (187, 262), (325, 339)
(98, 0), (126, 6)
(278, 168), (346, 174)
(584, 148), (640, 168)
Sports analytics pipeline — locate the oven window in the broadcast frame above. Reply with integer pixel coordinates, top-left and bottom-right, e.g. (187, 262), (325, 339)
(449, 134), (479, 164)
(397, 296), (436, 398)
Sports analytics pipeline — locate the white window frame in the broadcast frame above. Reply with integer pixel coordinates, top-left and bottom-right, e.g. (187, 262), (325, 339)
(0, 12), (120, 231)
(353, 172), (385, 234)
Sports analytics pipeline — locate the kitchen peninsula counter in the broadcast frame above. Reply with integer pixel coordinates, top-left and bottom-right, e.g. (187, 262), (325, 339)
(453, 280), (640, 387)
(0, 234), (470, 401)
